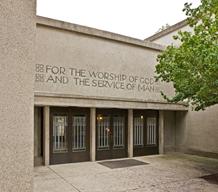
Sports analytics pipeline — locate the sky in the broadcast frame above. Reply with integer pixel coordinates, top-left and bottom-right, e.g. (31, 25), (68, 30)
(37, 0), (201, 40)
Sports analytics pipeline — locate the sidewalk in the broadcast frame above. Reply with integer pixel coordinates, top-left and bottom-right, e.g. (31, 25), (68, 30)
(34, 153), (218, 192)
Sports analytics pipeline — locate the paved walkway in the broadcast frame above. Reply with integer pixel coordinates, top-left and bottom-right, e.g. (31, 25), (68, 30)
(34, 153), (218, 192)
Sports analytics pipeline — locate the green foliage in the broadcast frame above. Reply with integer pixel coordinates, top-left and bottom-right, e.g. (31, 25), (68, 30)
(156, 23), (171, 33)
(155, 0), (218, 110)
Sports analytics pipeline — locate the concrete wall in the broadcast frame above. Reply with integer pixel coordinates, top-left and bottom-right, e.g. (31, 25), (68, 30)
(34, 17), (181, 110)
(0, 1), (35, 191)
(34, 107), (43, 166)
(164, 111), (176, 152)
(152, 25), (192, 47)
(175, 111), (188, 151)
(187, 106), (218, 154)
(176, 106), (218, 156)
(149, 24), (218, 157)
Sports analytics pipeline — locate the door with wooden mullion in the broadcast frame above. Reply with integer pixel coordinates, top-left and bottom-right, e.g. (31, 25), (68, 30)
(96, 109), (128, 161)
(133, 110), (159, 157)
(50, 107), (90, 165)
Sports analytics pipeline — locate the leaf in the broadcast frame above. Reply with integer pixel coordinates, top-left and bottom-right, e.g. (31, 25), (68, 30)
(155, 0), (218, 111)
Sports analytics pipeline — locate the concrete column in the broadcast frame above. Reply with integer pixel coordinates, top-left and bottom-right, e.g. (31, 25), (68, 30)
(0, 1), (35, 191)
(159, 111), (164, 154)
(90, 108), (96, 161)
(43, 106), (50, 166)
(128, 109), (133, 158)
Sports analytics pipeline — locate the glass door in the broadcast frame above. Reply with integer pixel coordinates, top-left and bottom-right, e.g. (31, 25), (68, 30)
(133, 110), (159, 157)
(71, 110), (90, 162)
(97, 115), (110, 150)
(53, 115), (68, 153)
(113, 116), (125, 149)
(50, 107), (90, 165)
(72, 115), (87, 152)
(96, 109), (127, 161)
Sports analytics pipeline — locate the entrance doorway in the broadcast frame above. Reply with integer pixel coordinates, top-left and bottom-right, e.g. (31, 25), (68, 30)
(96, 109), (128, 161)
(50, 107), (90, 164)
(133, 110), (159, 156)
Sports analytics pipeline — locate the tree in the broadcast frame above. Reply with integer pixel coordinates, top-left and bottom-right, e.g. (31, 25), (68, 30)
(156, 23), (171, 33)
(155, 0), (218, 110)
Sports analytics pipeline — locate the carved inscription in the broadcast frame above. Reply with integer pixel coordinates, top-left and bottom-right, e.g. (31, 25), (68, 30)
(35, 64), (159, 92)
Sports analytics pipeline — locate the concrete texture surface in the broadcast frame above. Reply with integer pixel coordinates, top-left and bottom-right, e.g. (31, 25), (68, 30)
(37, 16), (165, 52)
(35, 18), (181, 110)
(34, 153), (218, 192)
(0, 0), (35, 191)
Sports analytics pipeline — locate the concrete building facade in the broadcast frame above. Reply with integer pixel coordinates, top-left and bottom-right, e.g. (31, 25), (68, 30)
(1, 3), (217, 191)
(34, 16), (188, 165)
(33, 16), (218, 166)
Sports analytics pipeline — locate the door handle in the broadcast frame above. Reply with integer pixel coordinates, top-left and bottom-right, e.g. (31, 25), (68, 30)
(106, 128), (112, 135)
